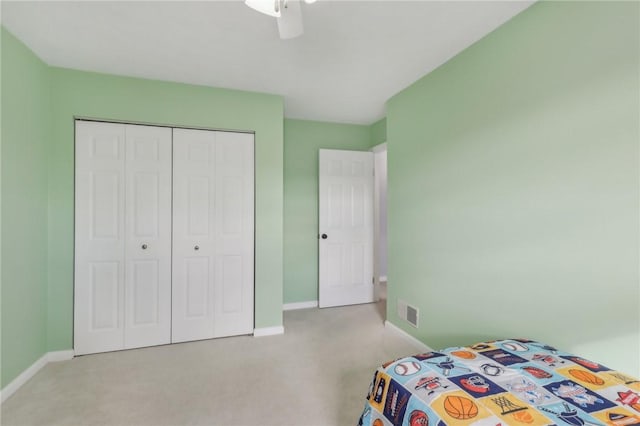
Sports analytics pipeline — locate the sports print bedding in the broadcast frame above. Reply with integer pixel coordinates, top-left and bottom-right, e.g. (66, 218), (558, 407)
(358, 339), (640, 426)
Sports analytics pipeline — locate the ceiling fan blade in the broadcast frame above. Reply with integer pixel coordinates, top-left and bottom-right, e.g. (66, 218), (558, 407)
(245, 0), (281, 17)
(277, 0), (303, 39)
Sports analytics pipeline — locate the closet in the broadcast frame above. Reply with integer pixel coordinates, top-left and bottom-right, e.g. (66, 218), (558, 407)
(74, 120), (254, 356)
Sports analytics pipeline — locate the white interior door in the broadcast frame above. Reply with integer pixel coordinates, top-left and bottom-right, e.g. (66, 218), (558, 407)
(172, 129), (254, 343)
(123, 124), (172, 349)
(318, 149), (374, 308)
(75, 121), (126, 355)
(75, 121), (172, 355)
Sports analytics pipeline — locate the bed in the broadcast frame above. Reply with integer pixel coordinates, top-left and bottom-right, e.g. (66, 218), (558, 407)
(358, 339), (640, 426)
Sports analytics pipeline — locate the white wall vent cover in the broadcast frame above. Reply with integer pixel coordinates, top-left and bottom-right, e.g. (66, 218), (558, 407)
(406, 305), (419, 328)
(397, 299), (419, 328)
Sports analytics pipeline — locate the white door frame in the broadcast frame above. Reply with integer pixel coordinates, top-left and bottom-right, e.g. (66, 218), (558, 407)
(371, 142), (387, 302)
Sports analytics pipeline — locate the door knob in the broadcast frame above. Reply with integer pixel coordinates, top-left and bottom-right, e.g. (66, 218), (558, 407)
(141, 244), (148, 250)
(194, 245), (200, 251)
(321, 234), (328, 239)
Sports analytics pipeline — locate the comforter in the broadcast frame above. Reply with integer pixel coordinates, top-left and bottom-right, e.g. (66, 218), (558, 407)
(358, 339), (640, 426)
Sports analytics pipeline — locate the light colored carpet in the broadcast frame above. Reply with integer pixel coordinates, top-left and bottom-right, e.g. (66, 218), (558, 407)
(1, 303), (421, 426)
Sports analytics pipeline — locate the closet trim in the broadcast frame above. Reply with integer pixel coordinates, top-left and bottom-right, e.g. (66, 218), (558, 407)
(72, 119), (257, 355)
(74, 116), (256, 135)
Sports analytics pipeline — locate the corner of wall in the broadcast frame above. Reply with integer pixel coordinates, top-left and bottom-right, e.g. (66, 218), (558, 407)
(369, 117), (387, 148)
(1, 25), (53, 388)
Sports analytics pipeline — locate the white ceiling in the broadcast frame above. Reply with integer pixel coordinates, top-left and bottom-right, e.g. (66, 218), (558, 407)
(1, 1), (535, 124)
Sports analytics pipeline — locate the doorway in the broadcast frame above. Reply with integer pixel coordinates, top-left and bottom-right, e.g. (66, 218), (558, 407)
(372, 143), (387, 321)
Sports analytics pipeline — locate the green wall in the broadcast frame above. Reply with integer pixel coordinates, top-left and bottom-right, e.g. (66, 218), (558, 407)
(1, 27), (285, 385)
(370, 118), (387, 146)
(4, 0), (639, 390)
(47, 68), (285, 351)
(387, 1), (639, 374)
(1, 29), (51, 387)
(283, 119), (372, 303)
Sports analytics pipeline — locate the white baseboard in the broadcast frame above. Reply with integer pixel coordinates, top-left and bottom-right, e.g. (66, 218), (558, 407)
(253, 326), (285, 337)
(384, 320), (433, 352)
(47, 350), (75, 362)
(0, 353), (48, 404)
(1, 349), (75, 403)
(283, 300), (318, 311)
(379, 276), (388, 283)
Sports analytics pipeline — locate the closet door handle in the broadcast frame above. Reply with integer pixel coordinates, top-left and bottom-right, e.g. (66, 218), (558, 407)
(194, 245), (200, 251)
(141, 244), (148, 250)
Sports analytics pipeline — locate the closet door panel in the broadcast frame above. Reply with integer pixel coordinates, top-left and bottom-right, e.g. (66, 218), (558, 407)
(213, 131), (254, 337)
(74, 121), (126, 355)
(124, 124), (172, 349)
(172, 128), (217, 343)
(77, 122), (255, 352)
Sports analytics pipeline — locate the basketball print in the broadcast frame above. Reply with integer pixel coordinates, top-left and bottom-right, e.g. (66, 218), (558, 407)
(451, 350), (476, 360)
(394, 361), (422, 376)
(511, 410), (534, 424)
(569, 369), (605, 386)
(372, 419), (384, 426)
(409, 410), (429, 426)
(443, 395), (479, 420)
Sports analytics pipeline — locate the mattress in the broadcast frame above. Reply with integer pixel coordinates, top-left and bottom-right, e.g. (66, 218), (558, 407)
(358, 339), (640, 426)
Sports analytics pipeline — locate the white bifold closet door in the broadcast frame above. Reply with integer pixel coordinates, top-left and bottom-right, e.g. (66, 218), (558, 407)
(171, 129), (254, 343)
(171, 129), (254, 342)
(74, 121), (172, 355)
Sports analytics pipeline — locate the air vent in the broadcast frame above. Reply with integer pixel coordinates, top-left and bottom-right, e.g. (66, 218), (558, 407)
(397, 299), (419, 328)
(406, 305), (419, 328)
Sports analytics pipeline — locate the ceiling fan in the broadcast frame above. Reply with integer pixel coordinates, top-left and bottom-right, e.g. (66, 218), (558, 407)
(245, 0), (317, 39)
